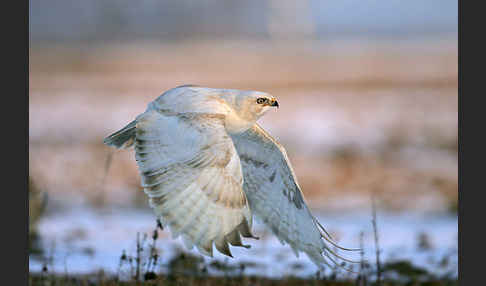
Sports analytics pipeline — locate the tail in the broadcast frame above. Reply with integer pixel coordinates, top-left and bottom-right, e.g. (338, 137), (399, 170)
(103, 120), (137, 149)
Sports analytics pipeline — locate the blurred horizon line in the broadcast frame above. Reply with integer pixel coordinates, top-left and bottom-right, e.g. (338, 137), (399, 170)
(30, 0), (457, 44)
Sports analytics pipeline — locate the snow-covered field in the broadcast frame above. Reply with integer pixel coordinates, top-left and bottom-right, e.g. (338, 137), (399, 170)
(29, 204), (457, 278)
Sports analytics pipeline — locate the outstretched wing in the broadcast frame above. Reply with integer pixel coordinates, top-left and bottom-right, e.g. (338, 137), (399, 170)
(135, 108), (256, 257)
(230, 124), (358, 269)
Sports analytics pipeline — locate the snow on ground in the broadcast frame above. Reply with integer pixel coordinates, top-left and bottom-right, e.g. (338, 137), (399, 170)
(29, 204), (457, 278)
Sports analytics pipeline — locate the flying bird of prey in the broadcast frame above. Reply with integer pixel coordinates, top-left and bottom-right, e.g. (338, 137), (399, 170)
(104, 85), (357, 270)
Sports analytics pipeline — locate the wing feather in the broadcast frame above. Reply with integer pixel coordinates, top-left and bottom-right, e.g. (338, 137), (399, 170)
(231, 124), (359, 270)
(135, 108), (255, 257)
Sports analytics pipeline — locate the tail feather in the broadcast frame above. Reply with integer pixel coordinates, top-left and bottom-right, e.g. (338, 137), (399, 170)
(103, 120), (137, 149)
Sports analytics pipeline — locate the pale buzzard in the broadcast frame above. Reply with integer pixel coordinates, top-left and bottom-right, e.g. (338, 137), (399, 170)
(104, 85), (358, 269)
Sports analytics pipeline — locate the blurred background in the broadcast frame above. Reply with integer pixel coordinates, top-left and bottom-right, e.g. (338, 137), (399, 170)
(29, 0), (458, 280)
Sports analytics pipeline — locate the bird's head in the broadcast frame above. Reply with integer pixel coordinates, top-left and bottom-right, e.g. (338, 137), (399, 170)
(233, 91), (279, 120)
(211, 88), (279, 133)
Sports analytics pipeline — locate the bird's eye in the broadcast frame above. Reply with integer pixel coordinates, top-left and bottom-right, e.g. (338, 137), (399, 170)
(256, 98), (266, 104)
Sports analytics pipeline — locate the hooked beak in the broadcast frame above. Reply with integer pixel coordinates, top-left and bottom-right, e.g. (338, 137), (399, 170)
(271, 100), (279, 108)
